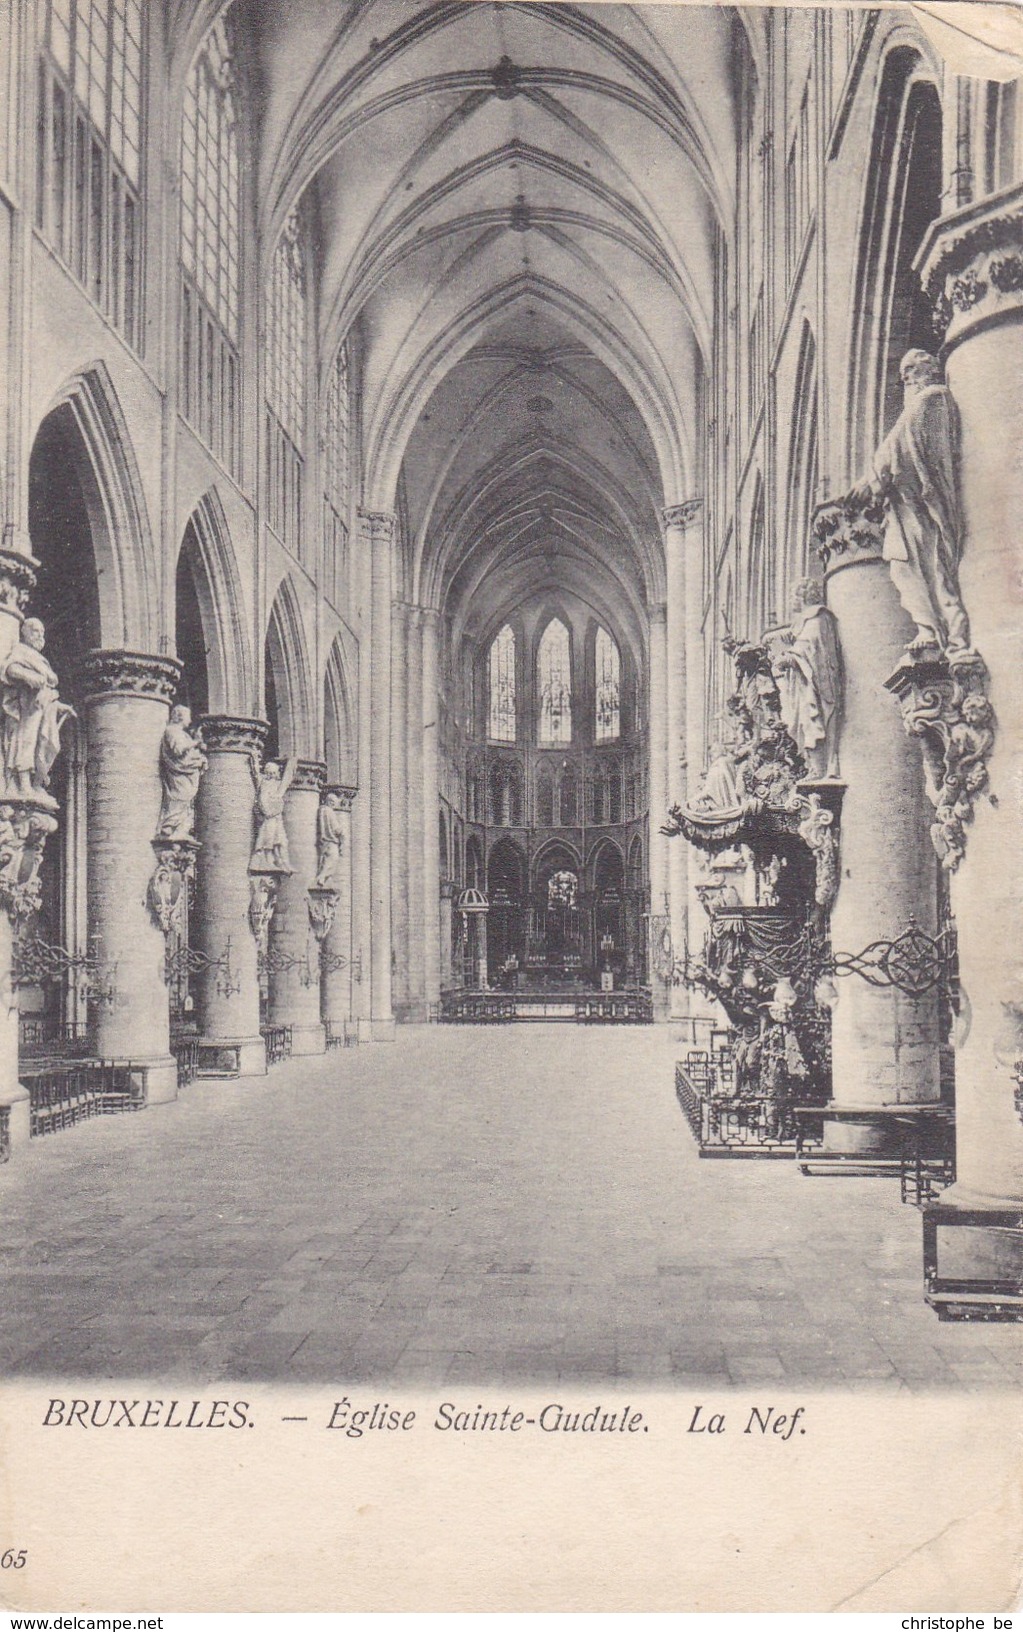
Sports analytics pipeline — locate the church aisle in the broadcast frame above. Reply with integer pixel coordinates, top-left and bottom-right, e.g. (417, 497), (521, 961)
(0, 1027), (1018, 1389)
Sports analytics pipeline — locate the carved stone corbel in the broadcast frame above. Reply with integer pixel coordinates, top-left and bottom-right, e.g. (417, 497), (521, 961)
(885, 655), (996, 871)
(148, 838), (199, 936)
(794, 789), (839, 909)
(248, 874), (279, 943)
(307, 885), (338, 944)
(0, 800), (59, 925)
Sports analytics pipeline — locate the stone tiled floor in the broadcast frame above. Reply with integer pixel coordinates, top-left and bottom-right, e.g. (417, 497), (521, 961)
(1, 1025), (1019, 1389)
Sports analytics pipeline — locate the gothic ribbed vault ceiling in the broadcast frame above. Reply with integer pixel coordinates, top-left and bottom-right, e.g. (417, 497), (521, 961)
(176, 0), (759, 655)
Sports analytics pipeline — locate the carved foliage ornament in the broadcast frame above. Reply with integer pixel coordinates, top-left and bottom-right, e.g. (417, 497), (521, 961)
(811, 493), (887, 570)
(199, 715), (269, 756)
(923, 198), (1023, 340)
(0, 551), (37, 615)
(79, 650), (182, 704)
(662, 499), (703, 532)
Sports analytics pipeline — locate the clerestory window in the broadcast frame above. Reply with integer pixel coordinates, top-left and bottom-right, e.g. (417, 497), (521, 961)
(537, 619), (572, 745)
(36, 0), (144, 348)
(594, 626), (621, 742)
(488, 624), (516, 742)
(180, 4), (241, 474)
(265, 208), (307, 554)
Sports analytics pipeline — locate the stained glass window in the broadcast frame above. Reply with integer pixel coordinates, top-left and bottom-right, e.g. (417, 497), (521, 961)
(595, 626), (621, 741)
(488, 624), (516, 742)
(537, 619), (572, 745)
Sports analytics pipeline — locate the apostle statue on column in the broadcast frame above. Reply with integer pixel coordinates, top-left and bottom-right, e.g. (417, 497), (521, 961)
(249, 756), (297, 875)
(0, 617), (75, 806)
(853, 349), (973, 663)
(157, 704), (207, 839)
(315, 791), (346, 889)
(769, 578), (843, 779)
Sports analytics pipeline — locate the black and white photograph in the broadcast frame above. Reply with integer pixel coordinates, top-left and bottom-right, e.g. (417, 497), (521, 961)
(0, 0), (1020, 1612)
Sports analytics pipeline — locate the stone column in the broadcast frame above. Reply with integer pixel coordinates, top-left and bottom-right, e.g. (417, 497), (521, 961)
(422, 607), (442, 1012)
(814, 503), (942, 1150)
(664, 502), (703, 1019)
(351, 535), (373, 1036)
(439, 879), (455, 992)
(362, 509), (395, 1041)
(193, 716), (268, 1077)
(390, 602), (410, 1020)
(405, 609), (426, 1019)
(266, 759), (326, 1055)
(914, 187), (1023, 1307)
(80, 651), (181, 1104)
(0, 809), (59, 1150)
(0, 548), (38, 1147)
(320, 785), (355, 1040)
(647, 601), (669, 1019)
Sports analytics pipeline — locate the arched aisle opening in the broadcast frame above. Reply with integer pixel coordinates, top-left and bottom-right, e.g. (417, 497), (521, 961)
(25, 407), (105, 1046)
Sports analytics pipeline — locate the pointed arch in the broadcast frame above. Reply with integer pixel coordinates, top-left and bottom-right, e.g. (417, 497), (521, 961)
(264, 575), (315, 758)
(323, 629), (358, 786)
(39, 362), (156, 648)
(531, 836), (582, 896)
(487, 835), (526, 902)
(848, 47), (943, 471)
(177, 489), (254, 714)
(589, 836), (625, 894)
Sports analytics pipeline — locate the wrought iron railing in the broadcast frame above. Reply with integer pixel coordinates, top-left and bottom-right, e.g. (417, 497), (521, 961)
(675, 1046), (811, 1156)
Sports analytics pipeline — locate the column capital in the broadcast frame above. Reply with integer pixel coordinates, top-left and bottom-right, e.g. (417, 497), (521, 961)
(420, 605), (442, 631)
(648, 601), (667, 626)
(811, 494), (887, 574)
(289, 758), (327, 793)
(323, 783), (357, 809)
(0, 549), (37, 616)
(79, 650), (182, 704)
(661, 499), (702, 532)
(917, 181), (1023, 351)
(358, 508), (397, 543)
(198, 715), (269, 756)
